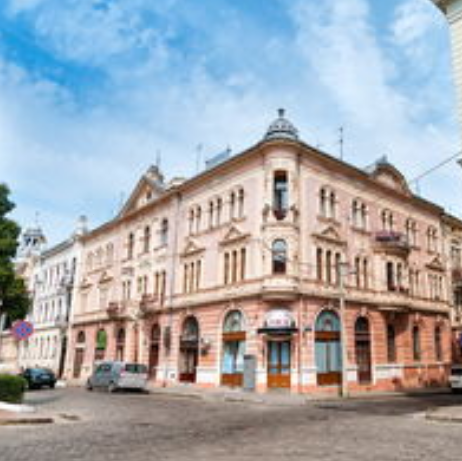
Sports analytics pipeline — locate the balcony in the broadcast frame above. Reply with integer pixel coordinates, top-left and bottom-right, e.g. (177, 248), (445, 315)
(261, 275), (299, 301)
(374, 231), (410, 256)
(139, 294), (161, 315)
(106, 302), (126, 319)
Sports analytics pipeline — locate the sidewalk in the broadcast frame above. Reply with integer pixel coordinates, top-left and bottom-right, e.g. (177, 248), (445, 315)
(426, 405), (462, 423)
(147, 383), (451, 407)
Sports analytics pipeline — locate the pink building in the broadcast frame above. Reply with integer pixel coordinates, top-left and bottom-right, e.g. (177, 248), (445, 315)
(66, 110), (454, 394)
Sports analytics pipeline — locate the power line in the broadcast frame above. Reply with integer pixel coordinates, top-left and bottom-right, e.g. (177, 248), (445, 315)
(409, 150), (462, 186)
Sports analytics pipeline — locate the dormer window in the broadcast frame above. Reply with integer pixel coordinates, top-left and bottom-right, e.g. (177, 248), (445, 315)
(273, 171), (288, 220)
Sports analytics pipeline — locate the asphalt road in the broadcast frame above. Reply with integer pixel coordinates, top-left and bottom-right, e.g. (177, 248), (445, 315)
(1, 388), (462, 461)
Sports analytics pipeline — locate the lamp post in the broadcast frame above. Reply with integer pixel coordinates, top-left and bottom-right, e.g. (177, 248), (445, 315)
(339, 262), (349, 398)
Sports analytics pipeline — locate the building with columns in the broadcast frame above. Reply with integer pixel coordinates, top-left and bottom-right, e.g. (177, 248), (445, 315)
(65, 111), (454, 394)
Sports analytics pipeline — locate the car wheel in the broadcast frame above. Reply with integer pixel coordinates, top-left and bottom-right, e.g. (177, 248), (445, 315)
(108, 382), (118, 393)
(50, 383), (56, 389)
(86, 380), (93, 391)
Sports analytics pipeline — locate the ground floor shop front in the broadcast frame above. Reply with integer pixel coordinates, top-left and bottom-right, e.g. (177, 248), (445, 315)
(65, 298), (451, 394)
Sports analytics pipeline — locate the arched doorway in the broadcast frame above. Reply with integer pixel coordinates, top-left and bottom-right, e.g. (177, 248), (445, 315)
(315, 311), (342, 386)
(94, 329), (107, 361)
(116, 328), (125, 361)
(73, 331), (85, 379)
(149, 324), (161, 379)
(355, 317), (372, 384)
(179, 316), (199, 383)
(221, 311), (246, 387)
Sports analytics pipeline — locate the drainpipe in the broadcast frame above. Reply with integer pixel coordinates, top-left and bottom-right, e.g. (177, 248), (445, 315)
(163, 191), (182, 387)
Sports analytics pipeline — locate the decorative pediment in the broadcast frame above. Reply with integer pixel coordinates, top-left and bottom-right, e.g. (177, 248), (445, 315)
(370, 161), (411, 197)
(220, 225), (249, 246)
(426, 255), (445, 272)
(181, 239), (205, 258)
(79, 277), (92, 290)
(118, 166), (165, 218)
(313, 226), (345, 246)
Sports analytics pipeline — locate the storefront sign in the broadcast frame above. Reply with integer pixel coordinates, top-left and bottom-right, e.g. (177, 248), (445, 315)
(257, 309), (297, 334)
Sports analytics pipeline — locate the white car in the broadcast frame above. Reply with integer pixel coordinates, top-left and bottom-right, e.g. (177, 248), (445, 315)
(86, 361), (149, 393)
(449, 365), (462, 393)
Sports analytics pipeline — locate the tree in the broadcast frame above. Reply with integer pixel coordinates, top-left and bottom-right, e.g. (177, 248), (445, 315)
(0, 184), (30, 324)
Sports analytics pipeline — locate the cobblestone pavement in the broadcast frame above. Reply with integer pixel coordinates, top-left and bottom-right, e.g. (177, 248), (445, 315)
(1, 388), (462, 461)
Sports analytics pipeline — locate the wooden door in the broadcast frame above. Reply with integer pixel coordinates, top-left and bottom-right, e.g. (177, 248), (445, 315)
(73, 348), (84, 378)
(356, 341), (372, 384)
(267, 341), (291, 389)
(149, 344), (159, 379)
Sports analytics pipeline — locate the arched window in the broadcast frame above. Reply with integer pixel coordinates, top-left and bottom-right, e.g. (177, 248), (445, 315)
(272, 239), (287, 274)
(230, 191), (236, 220)
(320, 188), (327, 217)
(182, 316), (199, 342)
(196, 207), (202, 233)
(216, 198), (223, 226)
(208, 201), (214, 229)
(238, 188), (245, 218)
(77, 331), (86, 344)
(435, 326), (442, 362)
(355, 317), (372, 384)
(223, 310), (245, 333)
(316, 248), (323, 281)
(143, 226), (151, 253)
(316, 310), (341, 332)
(326, 250), (332, 284)
(160, 219), (169, 246)
(224, 252), (230, 285)
(412, 325), (421, 362)
(329, 192), (336, 219)
(273, 171), (288, 220)
(127, 232), (135, 259)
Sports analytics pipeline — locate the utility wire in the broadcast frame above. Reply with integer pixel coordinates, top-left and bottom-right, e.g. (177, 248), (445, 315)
(409, 150), (462, 186)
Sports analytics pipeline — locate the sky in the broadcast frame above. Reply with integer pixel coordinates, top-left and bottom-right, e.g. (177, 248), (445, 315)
(0, 0), (460, 245)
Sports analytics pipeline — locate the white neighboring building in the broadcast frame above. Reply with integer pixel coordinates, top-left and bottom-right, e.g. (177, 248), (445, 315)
(431, 0), (462, 126)
(18, 220), (85, 377)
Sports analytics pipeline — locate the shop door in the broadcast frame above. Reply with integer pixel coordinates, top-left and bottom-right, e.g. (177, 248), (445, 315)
(315, 333), (342, 386)
(267, 341), (291, 389)
(179, 345), (198, 383)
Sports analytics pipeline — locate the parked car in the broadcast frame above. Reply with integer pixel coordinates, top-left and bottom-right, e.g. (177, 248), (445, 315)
(86, 361), (148, 393)
(449, 365), (462, 393)
(22, 368), (57, 390)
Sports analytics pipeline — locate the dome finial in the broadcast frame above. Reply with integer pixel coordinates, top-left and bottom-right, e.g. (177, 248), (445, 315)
(264, 109), (299, 141)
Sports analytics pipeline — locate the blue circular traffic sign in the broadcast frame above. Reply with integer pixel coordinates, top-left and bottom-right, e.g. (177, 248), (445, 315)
(12, 320), (34, 341)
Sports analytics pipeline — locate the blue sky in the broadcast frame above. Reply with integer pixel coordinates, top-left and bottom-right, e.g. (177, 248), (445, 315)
(0, 0), (460, 245)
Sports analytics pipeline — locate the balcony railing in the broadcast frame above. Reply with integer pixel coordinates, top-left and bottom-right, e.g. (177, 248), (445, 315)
(374, 231), (410, 255)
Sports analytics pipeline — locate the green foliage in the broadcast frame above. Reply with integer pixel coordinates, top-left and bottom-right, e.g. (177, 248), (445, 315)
(0, 374), (26, 403)
(0, 183), (30, 323)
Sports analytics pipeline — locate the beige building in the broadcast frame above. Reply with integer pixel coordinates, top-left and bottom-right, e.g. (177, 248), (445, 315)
(65, 111), (454, 394)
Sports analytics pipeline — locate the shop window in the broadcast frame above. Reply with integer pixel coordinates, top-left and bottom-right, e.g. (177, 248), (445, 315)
(272, 239), (287, 274)
(95, 329), (107, 361)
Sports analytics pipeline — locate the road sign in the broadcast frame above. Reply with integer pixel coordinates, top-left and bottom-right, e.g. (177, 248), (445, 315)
(11, 320), (34, 341)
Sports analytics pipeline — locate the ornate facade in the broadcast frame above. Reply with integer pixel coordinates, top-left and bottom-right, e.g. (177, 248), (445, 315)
(65, 111), (455, 394)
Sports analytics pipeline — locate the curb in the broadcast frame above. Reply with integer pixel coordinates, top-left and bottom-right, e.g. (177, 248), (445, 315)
(0, 417), (54, 426)
(0, 402), (36, 413)
(426, 411), (462, 423)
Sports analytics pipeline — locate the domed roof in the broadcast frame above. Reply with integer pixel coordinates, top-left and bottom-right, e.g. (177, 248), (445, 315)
(264, 109), (299, 141)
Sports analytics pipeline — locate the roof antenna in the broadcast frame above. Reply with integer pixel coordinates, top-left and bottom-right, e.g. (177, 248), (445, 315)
(196, 144), (203, 174)
(338, 127), (344, 160)
(156, 150), (162, 170)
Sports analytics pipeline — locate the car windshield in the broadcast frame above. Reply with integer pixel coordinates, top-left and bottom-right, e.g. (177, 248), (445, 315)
(124, 364), (147, 374)
(30, 369), (52, 376)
